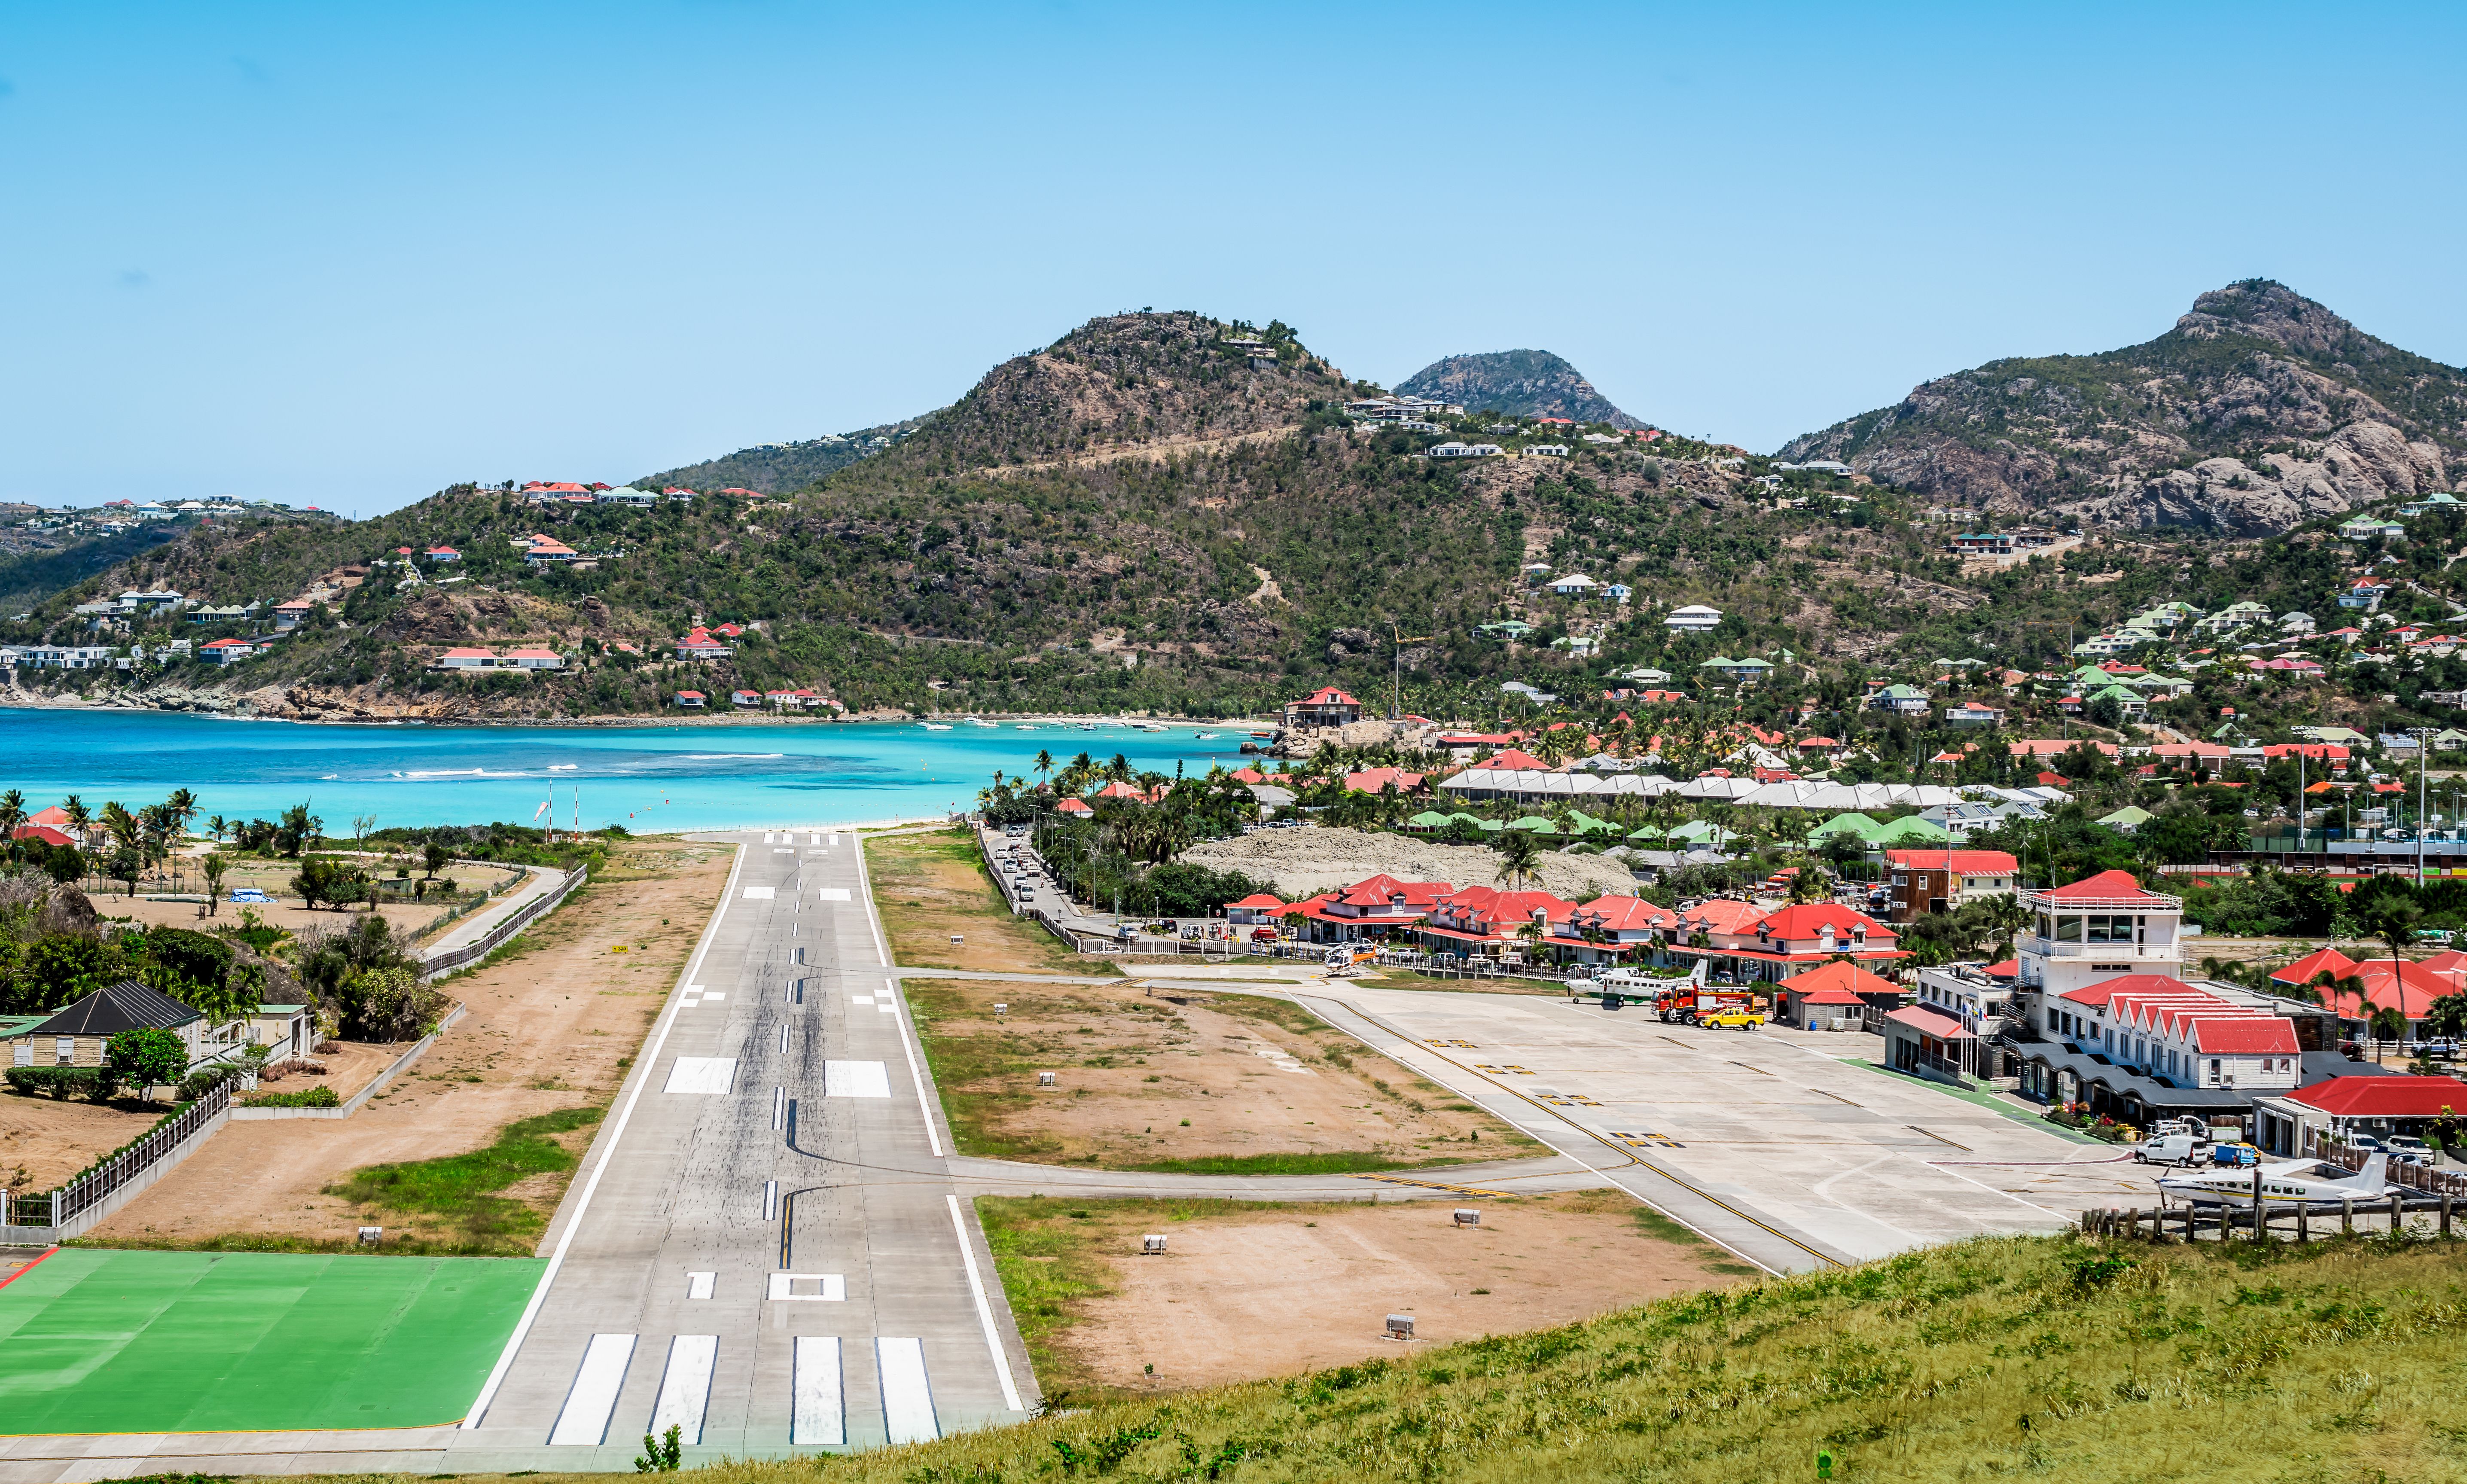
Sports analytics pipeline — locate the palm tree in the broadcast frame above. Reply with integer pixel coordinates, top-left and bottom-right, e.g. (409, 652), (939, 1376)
(0, 789), (23, 865)
(201, 852), (229, 918)
(1032, 749), (1054, 790)
(2370, 1006), (2409, 1064)
(1107, 753), (1134, 783)
(62, 794), (91, 841)
(1494, 830), (1545, 891)
(165, 788), (199, 838)
(205, 814), (229, 845)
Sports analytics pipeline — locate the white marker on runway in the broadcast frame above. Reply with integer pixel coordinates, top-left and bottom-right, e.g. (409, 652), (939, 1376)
(763, 1180), (779, 1221)
(877, 1338), (939, 1444)
(547, 1333), (636, 1445)
(663, 1057), (738, 1095)
(649, 1335), (718, 1445)
(791, 1337), (845, 1446)
(778, 1023), (790, 1054)
(773, 1086), (787, 1130)
(744, 886), (775, 899)
(816, 887), (851, 902)
(823, 1060), (891, 1098)
(686, 1271), (715, 1300)
(766, 1271), (847, 1301)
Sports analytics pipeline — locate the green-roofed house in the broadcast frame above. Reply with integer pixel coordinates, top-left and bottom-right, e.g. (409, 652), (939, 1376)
(1507, 815), (1560, 835)
(1873, 816), (1952, 847)
(1564, 811), (1623, 838)
(2098, 805), (2156, 836)
(2086, 683), (2147, 717)
(1407, 811), (1454, 829)
(1866, 684), (1930, 716)
(1625, 824), (1668, 844)
(1666, 820), (1733, 848)
(1805, 812), (1886, 847)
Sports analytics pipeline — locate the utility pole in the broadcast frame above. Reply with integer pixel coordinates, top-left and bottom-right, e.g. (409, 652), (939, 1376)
(2418, 726), (2435, 884)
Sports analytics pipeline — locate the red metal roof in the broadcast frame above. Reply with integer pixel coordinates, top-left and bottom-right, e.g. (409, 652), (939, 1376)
(2058, 973), (2192, 1007)
(2273, 947), (2360, 986)
(2034, 869), (2174, 906)
(1882, 849), (2019, 875)
(2290, 1074), (2467, 1118)
(1885, 1006), (1971, 1039)
(1777, 960), (1902, 999)
(2192, 1018), (2299, 1054)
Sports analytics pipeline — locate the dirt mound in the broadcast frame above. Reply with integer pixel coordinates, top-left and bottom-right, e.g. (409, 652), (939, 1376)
(1179, 826), (1638, 900)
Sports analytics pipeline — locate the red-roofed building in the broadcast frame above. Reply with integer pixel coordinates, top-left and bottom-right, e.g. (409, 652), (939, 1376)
(673, 689), (706, 708)
(2273, 946), (2360, 990)
(2254, 1074), (2467, 1156)
(2318, 957), (2460, 1030)
(1283, 686), (1362, 730)
(1546, 895), (1679, 963)
(1287, 874), (1455, 942)
(1414, 887), (1580, 959)
(2010, 738), (2120, 759)
(1883, 848), (2020, 921)
(1470, 748), (1549, 771)
(1225, 893), (1287, 924)
(1775, 960), (1904, 1027)
(1056, 798), (1093, 817)
(10, 824), (73, 849)
(1658, 900), (1903, 981)
(1341, 767), (1427, 797)
(676, 628), (733, 659)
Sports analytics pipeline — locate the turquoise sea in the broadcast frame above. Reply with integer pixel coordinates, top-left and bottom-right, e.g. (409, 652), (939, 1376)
(0, 708), (1258, 832)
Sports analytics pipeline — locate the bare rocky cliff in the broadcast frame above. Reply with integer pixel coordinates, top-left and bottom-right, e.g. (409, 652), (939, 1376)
(1779, 280), (2466, 535)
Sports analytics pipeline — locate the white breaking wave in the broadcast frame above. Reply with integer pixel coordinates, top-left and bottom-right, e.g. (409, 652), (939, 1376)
(683, 753), (786, 761)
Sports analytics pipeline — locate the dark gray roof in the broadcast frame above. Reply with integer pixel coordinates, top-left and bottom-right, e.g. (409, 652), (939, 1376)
(27, 980), (200, 1038)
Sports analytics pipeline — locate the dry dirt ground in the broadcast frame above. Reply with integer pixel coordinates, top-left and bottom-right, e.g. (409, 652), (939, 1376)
(83, 839), (732, 1248)
(906, 977), (1531, 1171)
(0, 1093), (171, 1199)
(866, 828), (1102, 975)
(87, 893), (441, 940)
(984, 1191), (1752, 1397)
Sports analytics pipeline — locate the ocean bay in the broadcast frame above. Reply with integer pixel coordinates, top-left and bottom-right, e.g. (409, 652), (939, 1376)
(0, 708), (1248, 831)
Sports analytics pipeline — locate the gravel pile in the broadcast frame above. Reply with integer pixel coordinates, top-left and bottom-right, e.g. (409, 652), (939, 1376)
(1180, 826), (1641, 901)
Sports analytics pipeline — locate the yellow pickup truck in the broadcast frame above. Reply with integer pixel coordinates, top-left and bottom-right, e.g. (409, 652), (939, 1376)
(1699, 1009), (1766, 1031)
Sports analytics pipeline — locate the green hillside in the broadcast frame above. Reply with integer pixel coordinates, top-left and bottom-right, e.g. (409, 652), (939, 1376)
(430, 1231), (2459, 1481)
(634, 416), (926, 496)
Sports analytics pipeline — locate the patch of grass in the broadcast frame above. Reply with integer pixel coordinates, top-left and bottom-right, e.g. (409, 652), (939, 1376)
(497, 1231), (2467, 1482)
(866, 827), (1100, 974)
(320, 1105), (605, 1252)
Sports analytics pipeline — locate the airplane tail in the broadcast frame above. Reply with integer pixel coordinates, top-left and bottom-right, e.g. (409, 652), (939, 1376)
(1688, 958), (1709, 989)
(2338, 1152), (2389, 1189)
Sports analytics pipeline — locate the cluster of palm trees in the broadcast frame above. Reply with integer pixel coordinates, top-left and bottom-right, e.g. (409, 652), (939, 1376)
(0, 787), (204, 897)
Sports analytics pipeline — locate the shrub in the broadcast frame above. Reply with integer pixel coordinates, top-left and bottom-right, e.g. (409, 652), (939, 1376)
(4, 1066), (104, 1101)
(108, 1027), (192, 1094)
(244, 1085), (339, 1109)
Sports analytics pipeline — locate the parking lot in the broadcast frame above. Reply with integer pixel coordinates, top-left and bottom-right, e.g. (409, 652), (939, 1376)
(1134, 965), (2176, 1271)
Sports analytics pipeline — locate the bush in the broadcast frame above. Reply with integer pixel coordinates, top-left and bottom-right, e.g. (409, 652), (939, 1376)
(177, 1063), (245, 1102)
(244, 1084), (338, 1109)
(108, 1026), (192, 1093)
(4, 1066), (105, 1101)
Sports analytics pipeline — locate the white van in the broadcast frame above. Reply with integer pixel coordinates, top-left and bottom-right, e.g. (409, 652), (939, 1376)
(2133, 1134), (2205, 1166)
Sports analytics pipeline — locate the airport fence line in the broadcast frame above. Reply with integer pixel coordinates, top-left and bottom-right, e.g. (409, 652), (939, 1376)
(416, 866), (583, 980)
(3, 1080), (232, 1238)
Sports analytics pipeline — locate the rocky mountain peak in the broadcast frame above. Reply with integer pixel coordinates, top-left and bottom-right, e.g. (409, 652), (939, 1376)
(1394, 350), (1645, 429)
(2174, 279), (2368, 360)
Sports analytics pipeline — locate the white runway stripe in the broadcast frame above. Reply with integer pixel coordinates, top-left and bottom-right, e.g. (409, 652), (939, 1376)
(824, 1060), (890, 1098)
(547, 1333), (636, 1444)
(744, 885), (775, 899)
(649, 1335), (718, 1445)
(686, 1271), (714, 1300)
(791, 1336), (845, 1446)
(663, 1057), (737, 1095)
(815, 887), (851, 902)
(877, 1338), (939, 1444)
(773, 1086), (787, 1129)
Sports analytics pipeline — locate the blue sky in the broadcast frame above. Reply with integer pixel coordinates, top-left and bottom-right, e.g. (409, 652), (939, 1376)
(6, 2), (2465, 515)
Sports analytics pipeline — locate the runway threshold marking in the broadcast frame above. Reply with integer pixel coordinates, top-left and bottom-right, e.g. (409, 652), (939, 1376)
(791, 1337), (845, 1446)
(649, 1335), (717, 1446)
(546, 1333), (635, 1445)
(877, 1338), (940, 1444)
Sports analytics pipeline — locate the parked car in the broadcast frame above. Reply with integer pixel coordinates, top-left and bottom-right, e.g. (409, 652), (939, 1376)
(2385, 1135), (2435, 1166)
(1700, 1009), (1764, 1030)
(1249, 926), (1279, 942)
(2134, 1133), (2206, 1166)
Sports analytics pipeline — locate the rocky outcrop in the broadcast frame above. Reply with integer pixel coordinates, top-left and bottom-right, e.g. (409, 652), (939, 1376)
(1395, 350), (1645, 428)
(1779, 281), (2467, 535)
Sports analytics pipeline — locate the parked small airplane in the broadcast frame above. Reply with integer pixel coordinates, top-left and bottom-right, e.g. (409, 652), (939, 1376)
(2158, 1152), (2400, 1210)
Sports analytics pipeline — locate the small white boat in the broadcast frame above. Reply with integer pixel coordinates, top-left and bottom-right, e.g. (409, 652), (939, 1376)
(923, 723), (953, 731)
(1195, 732), (1221, 740)
(1015, 724), (1039, 730)
(1077, 722), (1097, 731)
(967, 719), (997, 728)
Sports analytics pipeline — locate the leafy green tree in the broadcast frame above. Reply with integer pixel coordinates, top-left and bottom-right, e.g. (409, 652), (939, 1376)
(1494, 830), (1545, 891)
(422, 842), (452, 878)
(106, 845), (144, 899)
(106, 1025), (190, 1098)
(201, 852), (229, 916)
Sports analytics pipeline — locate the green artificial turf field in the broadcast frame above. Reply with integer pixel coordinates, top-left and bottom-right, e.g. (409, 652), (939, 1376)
(0, 1248), (544, 1434)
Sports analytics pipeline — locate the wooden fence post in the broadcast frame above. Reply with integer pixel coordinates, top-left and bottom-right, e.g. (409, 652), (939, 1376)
(2342, 1197), (2354, 1234)
(2297, 1202), (2309, 1243)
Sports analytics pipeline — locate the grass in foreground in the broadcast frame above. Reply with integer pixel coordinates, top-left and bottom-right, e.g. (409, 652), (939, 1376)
(318, 1105), (605, 1253)
(389, 1228), (2467, 1481)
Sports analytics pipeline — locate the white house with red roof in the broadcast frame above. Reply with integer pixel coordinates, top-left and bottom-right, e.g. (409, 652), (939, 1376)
(1413, 886), (1579, 959)
(522, 535), (581, 565)
(1283, 686), (1363, 730)
(1547, 895), (1679, 964)
(1284, 873), (1455, 943)
(198, 637), (259, 665)
(1056, 798), (1094, 818)
(425, 545), (460, 562)
(677, 628), (734, 659)
(674, 689), (706, 708)
(433, 646), (503, 670)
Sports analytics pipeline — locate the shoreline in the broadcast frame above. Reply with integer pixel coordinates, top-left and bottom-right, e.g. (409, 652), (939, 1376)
(0, 694), (1275, 732)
